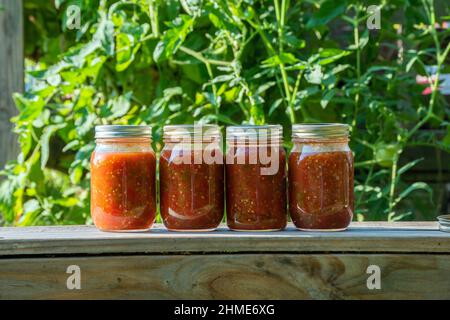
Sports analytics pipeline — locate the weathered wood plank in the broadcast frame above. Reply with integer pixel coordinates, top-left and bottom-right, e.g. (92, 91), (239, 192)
(0, 0), (22, 168)
(1, 222), (449, 256)
(1, 254), (449, 300)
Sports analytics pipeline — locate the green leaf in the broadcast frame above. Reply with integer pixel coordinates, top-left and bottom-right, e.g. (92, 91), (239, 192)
(12, 94), (45, 122)
(320, 89), (336, 109)
(180, 0), (202, 16)
(389, 211), (413, 222)
(64, 41), (101, 68)
(331, 64), (350, 74)
(69, 165), (83, 185)
(52, 197), (79, 207)
(397, 158), (423, 176)
(62, 140), (81, 152)
(348, 30), (369, 50)
(115, 23), (149, 71)
(441, 124), (450, 147)
(256, 81), (276, 95)
(93, 14), (115, 56)
(75, 112), (96, 137)
(297, 86), (320, 99)
(163, 87), (183, 99)
(18, 199), (42, 226)
(200, 113), (237, 125)
(41, 124), (66, 169)
(406, 56), (419, 72)
(0, 179), (18, 224)
(318, 48), (351, 65)
(394, 182), (433, 206)
(283, 32), (306, 49)
(101, 92), (133, 119)
(305, 65), (323, 84)
(153, 15), (194, 62)
(359, 29), (369, 49)
(23, 199), (41, 215)
(262, 53), (299, 68)
(205, 74), (235, 87)
(306, 1), (347, 28)
(269, 98), (283, 116)
(29, 61), (70, 80)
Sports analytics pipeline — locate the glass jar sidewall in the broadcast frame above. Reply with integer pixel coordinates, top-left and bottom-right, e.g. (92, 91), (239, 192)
(94, 137), (154, 154)
(90, 138), (157, 232)
(159, 142), (225, 231)
(289, 140), (354, 231)
(161, 141), (224, 165)
(291, 140), (350, 154)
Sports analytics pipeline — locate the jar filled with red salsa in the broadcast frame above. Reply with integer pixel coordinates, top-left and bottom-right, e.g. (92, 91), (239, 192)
(289, 123), (354, 231)
(160, 125), (224, 231)
(91, 125), (157, 232)
(226, 125), (287, 231)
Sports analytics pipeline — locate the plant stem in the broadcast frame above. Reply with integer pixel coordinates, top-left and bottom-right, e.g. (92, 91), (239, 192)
(387, 0), (448, 218)
(287, 69), (303, 123)
(179, 46), (232, 66)
(178, 46), (221, 122)
(387, 155), (399, 219)
(404, 30), (450, 142)
(248, 8), (292, 106)
(356, 163), (374, 210)
(273, 0), (293, 121)
(354, 160), (378, 168)
(352, 10), (361, 128)
(148, 0), (159, 37)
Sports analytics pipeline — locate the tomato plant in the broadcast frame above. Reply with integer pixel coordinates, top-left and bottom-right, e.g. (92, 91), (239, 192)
(0, 0), (449, 225)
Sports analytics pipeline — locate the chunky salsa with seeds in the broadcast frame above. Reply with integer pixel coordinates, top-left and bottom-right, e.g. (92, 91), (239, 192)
(226, 146), (287, 231)
(159, 149), (224, 231)
(90, 151), (156, 231)
(289, 150), (354, 230)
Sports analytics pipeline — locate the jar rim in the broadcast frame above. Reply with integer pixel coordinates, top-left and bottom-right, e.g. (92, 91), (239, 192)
(95, 125), (152, 139)
(292, 123), (349, 140)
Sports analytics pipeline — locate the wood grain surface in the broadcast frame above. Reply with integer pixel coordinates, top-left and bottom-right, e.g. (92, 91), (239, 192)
(0, 222), (448, 256)
(0, 0), (22, 168)
(1, 222), (449, 300)
(1, 254), (449, 300)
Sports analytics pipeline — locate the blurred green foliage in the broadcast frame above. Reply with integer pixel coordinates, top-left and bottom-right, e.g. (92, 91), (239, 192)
(0, 0), (449, 226)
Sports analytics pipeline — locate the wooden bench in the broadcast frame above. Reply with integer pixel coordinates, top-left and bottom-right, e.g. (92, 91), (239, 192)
(0, 222), (449, 299)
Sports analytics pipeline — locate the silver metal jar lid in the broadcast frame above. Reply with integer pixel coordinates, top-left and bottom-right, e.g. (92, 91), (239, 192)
(163, 124), (221, 140)
(292, 123), (350, 140)
(226, 125), (283, 141)
(95, 125), (152, 139)
(437, 215), (450, 233)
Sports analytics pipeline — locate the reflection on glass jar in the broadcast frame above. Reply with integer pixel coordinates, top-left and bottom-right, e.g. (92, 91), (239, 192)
(160, 125), (224, 231)
(226, 125), (287, 231)
(90, 125), (156, 232)
(289, 123), (354, 231)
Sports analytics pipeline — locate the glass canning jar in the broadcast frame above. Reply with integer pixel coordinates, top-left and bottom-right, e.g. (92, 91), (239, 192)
(90, 125), (157, 232)
(289, 123), (354, 231)
(159, 125), (224, 231)
(226, 125), (287, 231)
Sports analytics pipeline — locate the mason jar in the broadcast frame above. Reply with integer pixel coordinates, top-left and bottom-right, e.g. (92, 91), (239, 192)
(289, 123), (354, 231)
(90, 125), (157, 232)
(160, 125), (224, 231)
(226, 125), (287, 231)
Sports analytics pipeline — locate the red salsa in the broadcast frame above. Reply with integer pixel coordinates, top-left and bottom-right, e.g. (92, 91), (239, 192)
(160, 149), (224, 231)
(289, 149), (354, 230)
(226, 145), (287, 231)
(91, 151), (157, 231)
(160, 125), (224, 231)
